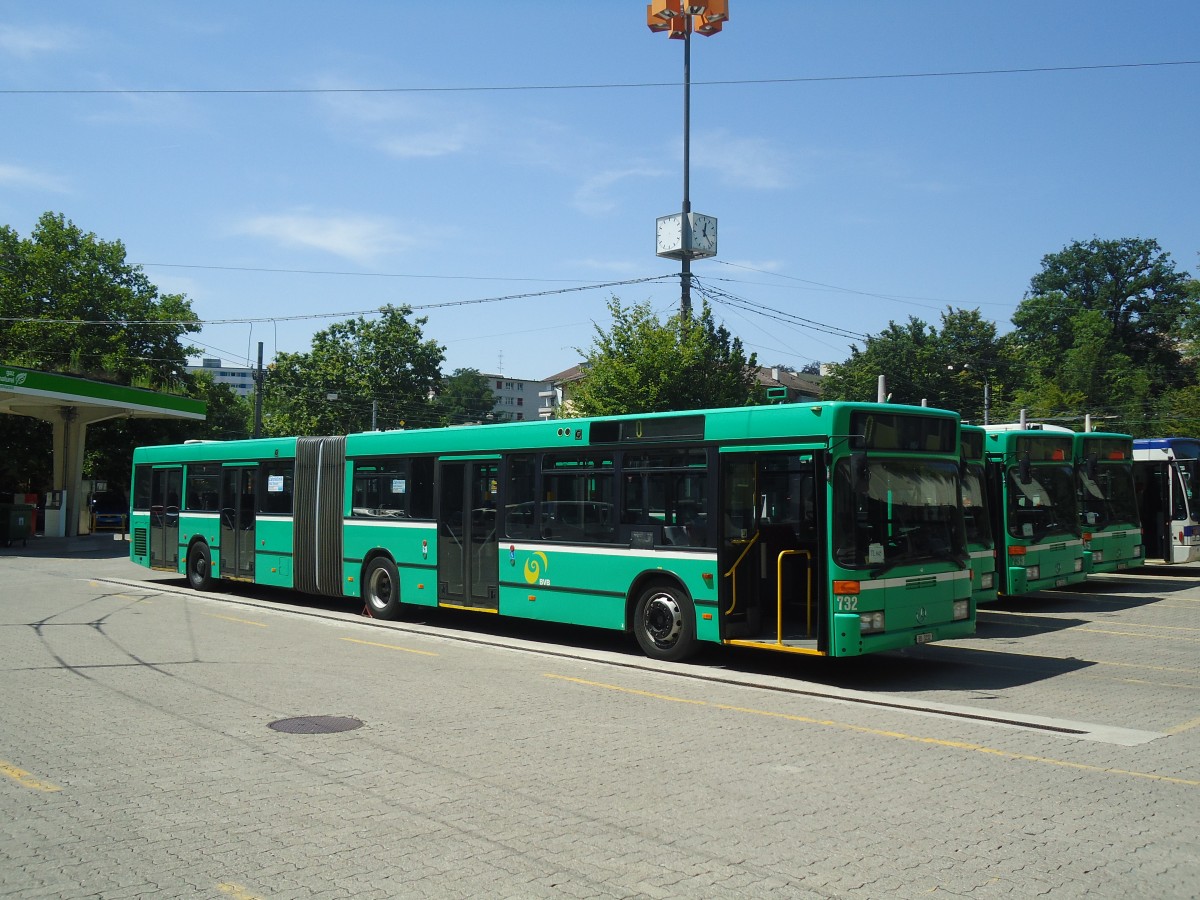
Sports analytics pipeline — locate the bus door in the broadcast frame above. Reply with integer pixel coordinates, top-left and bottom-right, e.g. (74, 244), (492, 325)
(719, 450), (824, 647)
(219, 465), (257, 580)
(437, 458), (500, 610)
(148, 466), (182, 570)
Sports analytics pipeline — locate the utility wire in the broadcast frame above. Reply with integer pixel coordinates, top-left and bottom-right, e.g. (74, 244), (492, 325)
(2, 60), (1195, 95)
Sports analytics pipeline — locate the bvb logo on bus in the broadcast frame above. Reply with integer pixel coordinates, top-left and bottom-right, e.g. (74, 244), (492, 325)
(524, 551), (550, 586)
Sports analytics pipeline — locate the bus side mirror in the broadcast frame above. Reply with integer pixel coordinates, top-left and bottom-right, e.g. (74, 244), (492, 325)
(1086, 454), (1099, 480)
(851, 451), (871, 495)
(1018, 454), (1032, 485)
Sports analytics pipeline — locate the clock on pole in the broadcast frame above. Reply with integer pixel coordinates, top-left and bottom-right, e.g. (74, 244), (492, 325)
(656, 212), (717, 260)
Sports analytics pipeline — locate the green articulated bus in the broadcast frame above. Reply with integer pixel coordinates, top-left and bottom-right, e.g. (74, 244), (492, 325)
(981, 426), (1087, 596)
(1071, 432), (1143, 575)
(130, 402), (974, 661)
(960, 425), (997, 605)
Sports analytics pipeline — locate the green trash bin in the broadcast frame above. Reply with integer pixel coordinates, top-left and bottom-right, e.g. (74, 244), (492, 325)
(0, 503), (35, 547)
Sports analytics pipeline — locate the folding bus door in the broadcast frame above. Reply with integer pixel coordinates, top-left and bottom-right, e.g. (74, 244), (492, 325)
(437, 458), (500, 610)
(719, 450), (824, 649)
(219, 465), (257, 581)
(148, 467), (182, 570)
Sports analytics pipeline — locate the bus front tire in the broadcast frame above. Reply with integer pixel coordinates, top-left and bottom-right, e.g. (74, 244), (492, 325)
(186, 543), (215, 591)
(363, 557), (402, 620)
(633, 584), (697, 662)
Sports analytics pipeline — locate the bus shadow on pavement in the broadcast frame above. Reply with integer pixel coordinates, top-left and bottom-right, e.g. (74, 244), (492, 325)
(145, 577), (1095, 695)
(727, 643), (1095, 695)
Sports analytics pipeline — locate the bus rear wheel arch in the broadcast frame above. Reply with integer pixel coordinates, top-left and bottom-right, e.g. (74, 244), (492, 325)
(362, 555), (403, 620)
(632, 581), (697, 662)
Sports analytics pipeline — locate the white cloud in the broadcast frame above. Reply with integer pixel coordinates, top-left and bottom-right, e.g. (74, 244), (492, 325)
(0, 162), (68, 193)
(696, 130), (793, 190)
(313, 77), (476, 160)
(378, 126), (470, 159)
(573, 165), (665, 215)
(0, 24), (76, 58)
(230, 211), (419, 264)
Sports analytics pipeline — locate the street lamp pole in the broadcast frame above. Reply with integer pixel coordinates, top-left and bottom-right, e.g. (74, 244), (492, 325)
(680, 17), (692, 317)
(648, 1), (728, 319)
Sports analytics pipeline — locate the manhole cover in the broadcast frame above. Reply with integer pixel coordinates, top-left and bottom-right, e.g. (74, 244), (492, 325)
(268, 715), (364, 734)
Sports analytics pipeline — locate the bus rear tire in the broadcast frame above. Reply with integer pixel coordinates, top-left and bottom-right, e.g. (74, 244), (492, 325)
(363, 557), (402, 620)
(633, 583), (697, 662)
(186, 542), (215, 591)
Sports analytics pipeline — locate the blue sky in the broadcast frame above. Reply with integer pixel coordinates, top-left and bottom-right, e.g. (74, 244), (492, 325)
(2, 2), (1197, 383)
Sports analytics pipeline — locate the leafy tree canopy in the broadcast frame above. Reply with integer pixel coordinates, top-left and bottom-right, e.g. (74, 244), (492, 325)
(820, 308), (1005, 423)
(436, 368), (497, 425)
(0, 211), (200, 386)
(1010, 238), (1195, 422)
(261, 305), (445, 436)
(0, 211), (207, 492)
(567, 297), (758, 416)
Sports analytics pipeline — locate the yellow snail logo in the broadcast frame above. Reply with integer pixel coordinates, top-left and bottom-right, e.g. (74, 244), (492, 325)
(523, 551), (549, 585)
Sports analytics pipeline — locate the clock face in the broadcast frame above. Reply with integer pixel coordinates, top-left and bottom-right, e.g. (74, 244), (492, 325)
(691, 214), (716, 252)
(656, 214), (682, 254)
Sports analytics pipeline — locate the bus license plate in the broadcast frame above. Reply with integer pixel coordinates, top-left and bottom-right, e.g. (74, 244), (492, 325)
(915, 632), (933, 644)
(1055, 577), (1067, 587)
(1117, 562), (1128, 570)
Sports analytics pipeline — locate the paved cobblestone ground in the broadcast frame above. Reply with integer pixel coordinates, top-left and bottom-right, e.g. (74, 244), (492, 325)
(1, 538), (1197, 898)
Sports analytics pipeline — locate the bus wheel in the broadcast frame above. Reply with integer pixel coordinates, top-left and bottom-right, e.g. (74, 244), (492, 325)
(186, 543), (215, 591)
(363, 557), (402, 620)
(634, 584), (696, 662)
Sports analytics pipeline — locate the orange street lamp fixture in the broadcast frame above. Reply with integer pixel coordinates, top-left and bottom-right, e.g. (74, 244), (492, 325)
(647, 0), (729, 318)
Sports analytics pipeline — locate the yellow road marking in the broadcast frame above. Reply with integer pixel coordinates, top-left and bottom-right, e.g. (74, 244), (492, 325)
(204, 613), (267, 628)
(341, 637), (438, 656)
(1165, 715), (1200, 736)
(1076, 627), (1200, 642)
(546, 674), (1200, 788)
(217, 884), (263, 900)
(0, 760), (61, 792)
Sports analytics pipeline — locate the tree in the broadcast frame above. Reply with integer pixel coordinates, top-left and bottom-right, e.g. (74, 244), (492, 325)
(0, 212), (200, 385)
(261, 305), (444, 435)
(0, 211), (203, 494)
(820, 308), (1005, 422)
(435, 368), (496, 425)
(567, 297), (758, 416)
(1010, 238), (1196, 424)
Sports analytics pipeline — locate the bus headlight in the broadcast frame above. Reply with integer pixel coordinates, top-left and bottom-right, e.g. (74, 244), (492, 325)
(1091, 550), (1104, 564)
(953, 600), (970, 620)
(1073, 557), (1084, 573)
(1026, 565), (1040, 581)
(980, 572), (994, 590)
(1133, 546), (1142, 558)
(859, 612), (885, 634)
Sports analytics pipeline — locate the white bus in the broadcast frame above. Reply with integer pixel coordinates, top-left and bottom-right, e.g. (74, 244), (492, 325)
(1132, 438), (1200, 564)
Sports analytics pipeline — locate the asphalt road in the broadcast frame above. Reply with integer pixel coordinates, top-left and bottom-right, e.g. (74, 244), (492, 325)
(2, 536), (1197, 899)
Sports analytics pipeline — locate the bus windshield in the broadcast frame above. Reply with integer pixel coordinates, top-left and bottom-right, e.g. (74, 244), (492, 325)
(832, 457), (966, 572)
(962, 462), (993, 548)
(1005, 463), (1078, 541)
(1078, 463), (1139, 529)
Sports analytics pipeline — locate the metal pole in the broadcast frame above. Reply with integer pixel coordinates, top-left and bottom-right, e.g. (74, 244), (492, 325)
(680, 18), (692, 319)
(983, 379), (990, 426)
(252, 341), (264, 439)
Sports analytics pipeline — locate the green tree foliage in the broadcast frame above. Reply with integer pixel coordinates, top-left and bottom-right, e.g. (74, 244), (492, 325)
(0, 212), (204, 493)
(567, 297), (758, 416)
(1010, 238), (1195, 426)
(821, 308), (1005, 423)
(435, 368), (497, 425)
(261, 305), (444, 436)
(0, 212), (199, 384)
